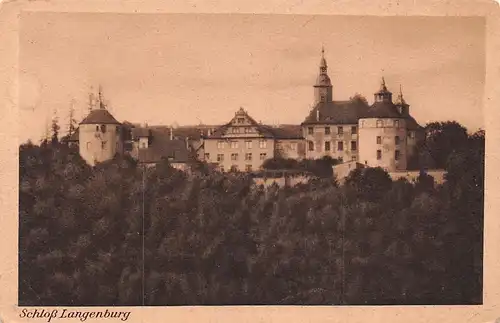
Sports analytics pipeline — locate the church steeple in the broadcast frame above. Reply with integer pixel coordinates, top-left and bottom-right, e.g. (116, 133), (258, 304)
(314, 46), (333, 104)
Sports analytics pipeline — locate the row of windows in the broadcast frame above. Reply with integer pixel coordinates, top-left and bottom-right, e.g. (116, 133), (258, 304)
(229, 127), (256, 134)
(217, 140), (268, 149)
(206, 152), (267, 162)
(376, 150), (401, 160)
(95, 125), (120, 134)
(308, 126), (357, 135)
(308, 140), (357, 152)
(375, 120), (400, 128)
(220, 164), (254, 172)
(376, 136), (401, 145)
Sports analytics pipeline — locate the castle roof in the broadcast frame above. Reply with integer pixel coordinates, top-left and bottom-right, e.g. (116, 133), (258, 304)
(302, 100), (370, 125)
(205, 108), (304, 140)
(365, 101), (401, 118)
(136, 128), (190, 164)
(80, 109), (121, 125)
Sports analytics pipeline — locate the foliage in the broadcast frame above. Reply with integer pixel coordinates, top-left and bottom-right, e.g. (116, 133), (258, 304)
(18, 122), (484, 306)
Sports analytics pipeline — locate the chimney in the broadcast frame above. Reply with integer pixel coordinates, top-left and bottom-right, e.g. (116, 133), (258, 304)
(316, 109), (320, 121)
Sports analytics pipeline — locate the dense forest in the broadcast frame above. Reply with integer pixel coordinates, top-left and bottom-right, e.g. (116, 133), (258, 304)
(19, 121), (484, 306)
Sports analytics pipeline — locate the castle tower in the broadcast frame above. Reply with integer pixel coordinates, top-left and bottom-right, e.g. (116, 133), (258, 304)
(358, 78), (408, 171)
(313, 47), (333, 104)
(78, 90), (123, 166)
(395, 85), (410, 116)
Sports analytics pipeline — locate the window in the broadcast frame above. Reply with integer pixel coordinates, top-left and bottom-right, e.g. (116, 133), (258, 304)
(325, 127), (331, 135)
(217, 154), (224, 162)
(351, 141), (357, 151)
(100, 125), (107, 133)
(291, 142), (297, 150)
(219, 165), (225, 172)
(351, 155), (357, 161)
(338, 157), (343, 163)
(245, 164), (252, 172)
(308, 127), (314, 135)
(320, 95), (326, 102)
(237, 117), (245, 124)
(395, 150), (401, 160)
(409, 131), (415, 139)
(260, 153), (267, 160)
(204, 153), (210, 160)
(308, 141), (314, 151)
(337, 127), (343, 135)
(351, 126), (357, 134)
(377, 150), (382, 160)
(86, 142), (91, 149)
(377, 136), (382, 144)
(244, 127), (250, 133)
(259, 140), (267, 149)
(230, 165), (238, 172)
(116, 127), (120, 135)
(231, 141), (239, 149)
(102, 141), (107, 149)
(245, 140), (252, 149)
(337, 141), (344, 151)
(376, 120), (383, 128)
(217, 141), (225, 149)
(245, 153), (252, 161)
(325, 141), (331, 151)
(395, 136), (400, 145)
(395, 120), (400, 128)
(231, 153), (238, 161)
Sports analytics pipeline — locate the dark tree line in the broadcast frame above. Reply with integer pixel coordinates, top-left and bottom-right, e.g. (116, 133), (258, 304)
(19, 121), (484, 306)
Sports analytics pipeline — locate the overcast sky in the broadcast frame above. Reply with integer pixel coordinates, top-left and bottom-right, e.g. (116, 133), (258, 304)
(19, 13), (485, 142)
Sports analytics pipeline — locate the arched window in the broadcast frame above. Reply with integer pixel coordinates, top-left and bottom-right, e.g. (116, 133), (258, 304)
(376, 120), (383, 128)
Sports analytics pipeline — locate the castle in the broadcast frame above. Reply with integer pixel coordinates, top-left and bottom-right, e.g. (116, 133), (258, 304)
(69, 48), (424, 174)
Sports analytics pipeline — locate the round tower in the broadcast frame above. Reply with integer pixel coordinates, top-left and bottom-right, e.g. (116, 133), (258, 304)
(358, 78), (408, 172)
(78, 96), (122, 166)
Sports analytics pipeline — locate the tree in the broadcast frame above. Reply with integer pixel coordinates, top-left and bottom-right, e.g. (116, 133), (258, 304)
(423, 121), (469, 169)
(51, 109), (61, 145)
(68, 99), (78, 137)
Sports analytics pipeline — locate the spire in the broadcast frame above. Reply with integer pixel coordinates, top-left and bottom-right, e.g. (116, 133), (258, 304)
(380, 77), (388, 92)
(396, 84), (407, 104)
(374, 77), (392, 103)
(98, 85), (106, 110)
(319, 46), (327, 72)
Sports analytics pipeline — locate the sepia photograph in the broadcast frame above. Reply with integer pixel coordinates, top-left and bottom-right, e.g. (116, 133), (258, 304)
(17, 12), (485, 307)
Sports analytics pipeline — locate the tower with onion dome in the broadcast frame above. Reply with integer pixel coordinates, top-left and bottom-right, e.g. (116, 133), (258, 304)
(313, 46), (333, 104)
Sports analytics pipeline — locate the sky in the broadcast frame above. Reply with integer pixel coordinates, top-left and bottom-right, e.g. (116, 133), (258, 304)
(19, 12), (485, 143)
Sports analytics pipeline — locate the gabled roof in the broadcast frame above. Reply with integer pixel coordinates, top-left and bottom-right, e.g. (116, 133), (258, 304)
(206, 108), (277, 139)
(136, 128), (190, 164)
(302, 100), (370, 125)
(80, 109), (121, 125)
